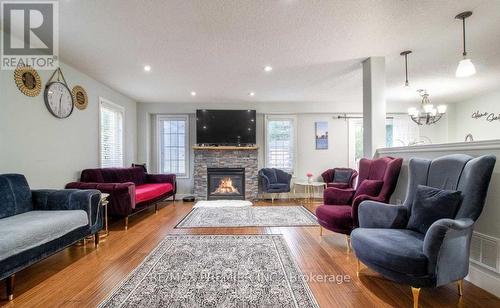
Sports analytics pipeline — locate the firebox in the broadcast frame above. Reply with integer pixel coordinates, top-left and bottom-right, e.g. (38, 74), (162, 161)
(207, 168), (245, 200)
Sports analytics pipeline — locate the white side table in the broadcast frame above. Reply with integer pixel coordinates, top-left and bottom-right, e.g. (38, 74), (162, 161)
(293, 181), (327, 202)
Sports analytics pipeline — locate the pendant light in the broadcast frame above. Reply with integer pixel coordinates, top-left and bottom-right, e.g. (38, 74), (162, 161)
(455, 11), (476, 77)
(408, 90), (447, 125)
(400, 50), (414, 99)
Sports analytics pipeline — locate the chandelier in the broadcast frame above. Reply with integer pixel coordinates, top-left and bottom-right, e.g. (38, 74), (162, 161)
(407, 90), (447, 125)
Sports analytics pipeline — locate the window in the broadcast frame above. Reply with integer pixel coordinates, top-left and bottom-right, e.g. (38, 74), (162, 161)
(99, 98), (124, 168)
(348, 119), (364, 169)
(265, 116), (296, 173)
(157, 115), (189, 177)
(385, 116), (420, 147)
(347, 115), (420, 168)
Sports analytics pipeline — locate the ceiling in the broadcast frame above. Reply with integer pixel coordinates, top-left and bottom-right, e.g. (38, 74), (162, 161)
(58, 0), (500, 109)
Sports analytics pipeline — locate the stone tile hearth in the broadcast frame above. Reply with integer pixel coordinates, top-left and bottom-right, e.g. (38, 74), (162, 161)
(193, 148), (258, 200)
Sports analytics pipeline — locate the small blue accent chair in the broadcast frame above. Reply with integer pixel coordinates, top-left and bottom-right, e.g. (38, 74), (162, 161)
(258, 168), (292, 202)
(351, 154), (496, 308)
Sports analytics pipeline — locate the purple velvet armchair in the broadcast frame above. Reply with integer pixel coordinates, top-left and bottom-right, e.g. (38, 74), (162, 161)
(66, 167), (176, 229)
(321, 168), (358, 189)
(316, 156), (402, 251)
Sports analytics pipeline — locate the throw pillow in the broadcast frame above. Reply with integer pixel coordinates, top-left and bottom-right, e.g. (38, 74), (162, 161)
(353, 179), (384, 199)
(333, 170), (353, 184)
(407, 185), (462, 234)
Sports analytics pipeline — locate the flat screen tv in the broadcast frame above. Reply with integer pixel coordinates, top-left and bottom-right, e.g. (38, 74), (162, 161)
(196, 109), (256, 146)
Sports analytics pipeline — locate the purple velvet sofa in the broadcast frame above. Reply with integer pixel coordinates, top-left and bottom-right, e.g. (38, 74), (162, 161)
(66, 167), (176, 229)
(316, 156), (402, 250)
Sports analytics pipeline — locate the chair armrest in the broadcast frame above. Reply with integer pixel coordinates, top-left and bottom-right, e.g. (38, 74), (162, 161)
(65, 182), (135, 217)
(259, 173), (271, 191)
(32, 189), (102, 231)
(146, 174), (176, 194)
(357, 201), (409, 228)
(423, 218), (474, 284)
(321, 169), (334, 183)
(323, 187), (355, 205)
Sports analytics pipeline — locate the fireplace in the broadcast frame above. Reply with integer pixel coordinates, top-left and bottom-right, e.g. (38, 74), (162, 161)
(207, 168), (245, 200)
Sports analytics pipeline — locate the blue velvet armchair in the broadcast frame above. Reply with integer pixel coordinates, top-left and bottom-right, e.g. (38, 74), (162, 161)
(351, 154), (496, 308)
(258, 168), (292, 202)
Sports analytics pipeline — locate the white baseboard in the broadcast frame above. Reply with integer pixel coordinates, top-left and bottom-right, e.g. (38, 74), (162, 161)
(467, 262), (500, 297)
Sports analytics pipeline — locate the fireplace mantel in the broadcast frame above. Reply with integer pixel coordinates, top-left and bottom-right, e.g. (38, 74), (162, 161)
(193, 146), (259, 150)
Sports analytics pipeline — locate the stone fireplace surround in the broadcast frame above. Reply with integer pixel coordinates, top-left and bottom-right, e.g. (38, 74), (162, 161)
(193, 147), (258, 200)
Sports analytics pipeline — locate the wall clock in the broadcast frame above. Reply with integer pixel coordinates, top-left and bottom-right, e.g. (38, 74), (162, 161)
(14, 65), (41, 97)
(72, 85), (88, 110)
(44, 68), (74, 119)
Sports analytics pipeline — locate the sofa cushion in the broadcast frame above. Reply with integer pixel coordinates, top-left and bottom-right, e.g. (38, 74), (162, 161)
(333, 170), (352, 184)
(0, 210), (88, 260)
(135, 183), (173, 204)
(407, 185), (461, 234)
(353, 179), (383, 199)
(351, 228), (428, 276)
(81, 167), (146, 185)
(0, 174), (33, 219)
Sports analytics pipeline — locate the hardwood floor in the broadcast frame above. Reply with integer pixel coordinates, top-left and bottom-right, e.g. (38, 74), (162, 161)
(2, 199), (499, 307)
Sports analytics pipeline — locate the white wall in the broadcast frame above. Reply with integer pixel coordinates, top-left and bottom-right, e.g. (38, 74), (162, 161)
(137, 102), (356, 195)
(0, 63), (137, 189)
(448, 90), (500, 142)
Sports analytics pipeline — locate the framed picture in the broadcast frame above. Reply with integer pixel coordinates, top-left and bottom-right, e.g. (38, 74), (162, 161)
(315, 121), (328, 150)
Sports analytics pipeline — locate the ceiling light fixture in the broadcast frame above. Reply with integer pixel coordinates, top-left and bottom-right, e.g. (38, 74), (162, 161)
(249, 92), (255, 96)
(264, 66), (273, 72)
(144, 65), (151, 72)
(400, 50), (415, 99)
(455, 11), (476, 78)
(407, 89), (447, 125)
(190, 91), (197, 96)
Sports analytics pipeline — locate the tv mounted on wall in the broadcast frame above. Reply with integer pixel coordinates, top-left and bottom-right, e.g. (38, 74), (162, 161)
(196, 109), (256, 146)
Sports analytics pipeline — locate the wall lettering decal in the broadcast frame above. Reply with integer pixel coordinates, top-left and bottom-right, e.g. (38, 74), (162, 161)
(471, 111), (500, 123)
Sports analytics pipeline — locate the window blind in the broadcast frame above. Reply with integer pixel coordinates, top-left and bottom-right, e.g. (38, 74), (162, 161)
(266, 118), (295, 173)
(100, 100), (124, 168)
(158, 115), (188, 177)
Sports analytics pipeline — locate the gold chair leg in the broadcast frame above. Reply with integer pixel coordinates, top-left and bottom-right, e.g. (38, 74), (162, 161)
(346, 235), (352, 253)
(356, 259), (361, 277)
(457, 279), (463, 296)
(319, 226), (323, 236)
(125, 217), (129, 230)
(411, 287), (420, 308)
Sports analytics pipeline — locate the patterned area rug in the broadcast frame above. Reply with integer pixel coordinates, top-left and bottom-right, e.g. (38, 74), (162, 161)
(99, 235), (319, 308)
(176, 206), (318, 228)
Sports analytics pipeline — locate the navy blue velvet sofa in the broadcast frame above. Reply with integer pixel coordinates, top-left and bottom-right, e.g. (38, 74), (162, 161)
(351, 154), (496, 308)
(0, 174), (103, 300)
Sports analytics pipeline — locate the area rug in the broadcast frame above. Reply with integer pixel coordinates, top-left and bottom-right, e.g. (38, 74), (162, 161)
(99, 235), (319, 308)
(176, 206), (318, 228)
(193, 200), (253, 208)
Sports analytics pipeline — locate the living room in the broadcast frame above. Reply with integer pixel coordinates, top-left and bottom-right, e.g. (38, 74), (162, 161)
(1, 1), (500, 307)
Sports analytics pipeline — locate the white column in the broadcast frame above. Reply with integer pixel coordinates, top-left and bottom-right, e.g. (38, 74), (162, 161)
(362, 57), (386, 158)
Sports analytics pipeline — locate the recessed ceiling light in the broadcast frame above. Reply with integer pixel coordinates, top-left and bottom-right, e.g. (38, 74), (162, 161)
(144, 65), (151, 72)
(249, 92), (255, 96)
(190, 91), (197, 96)
(264, 66), (273, 72)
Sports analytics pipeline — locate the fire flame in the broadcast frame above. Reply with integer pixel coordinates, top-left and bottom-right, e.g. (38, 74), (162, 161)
(213, 177), (240, 194)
